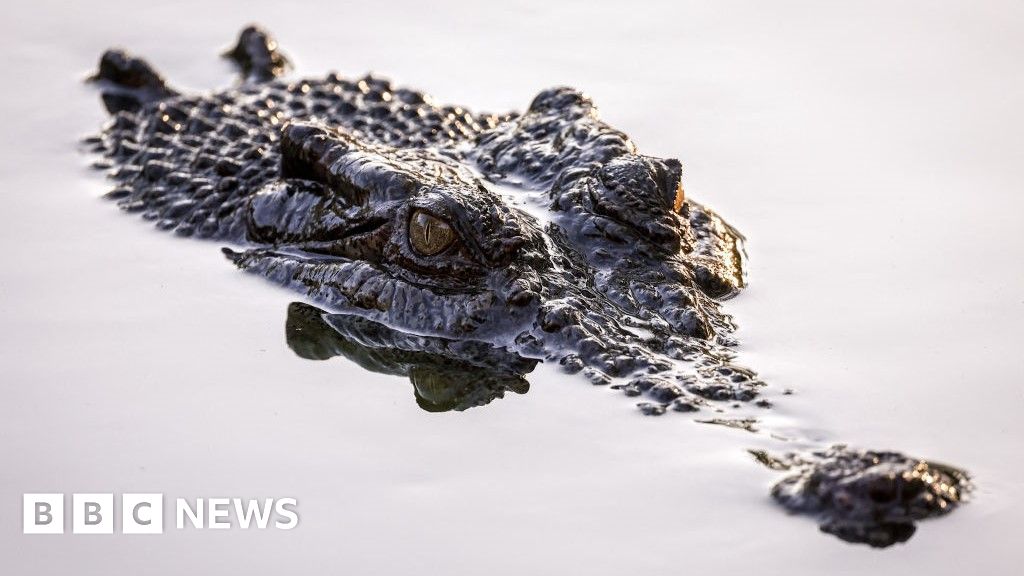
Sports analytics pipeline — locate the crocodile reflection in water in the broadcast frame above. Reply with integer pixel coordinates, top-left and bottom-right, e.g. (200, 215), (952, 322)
(84, 25), (970, 548)
(286, 302), (533, 412)
(288, 300), (970, 548)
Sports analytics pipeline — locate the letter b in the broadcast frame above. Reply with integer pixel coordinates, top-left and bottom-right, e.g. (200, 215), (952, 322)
(23, 494), (63, 534)
(73, 494), (113, 534)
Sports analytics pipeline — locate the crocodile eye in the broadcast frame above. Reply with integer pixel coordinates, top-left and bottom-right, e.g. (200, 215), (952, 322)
(409, 210), (455, 256)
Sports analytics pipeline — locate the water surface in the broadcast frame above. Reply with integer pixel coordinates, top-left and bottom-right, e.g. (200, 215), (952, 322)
(1, 0), (1022, 573)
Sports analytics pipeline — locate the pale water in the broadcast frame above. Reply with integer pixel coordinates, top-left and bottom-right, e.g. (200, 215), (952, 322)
(1, 0), (1022, 573)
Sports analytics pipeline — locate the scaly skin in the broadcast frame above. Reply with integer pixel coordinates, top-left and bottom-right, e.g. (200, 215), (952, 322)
(83, 25), (970, 547)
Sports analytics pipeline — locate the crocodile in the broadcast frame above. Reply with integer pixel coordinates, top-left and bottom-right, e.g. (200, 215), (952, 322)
(83, 25), (970, 547)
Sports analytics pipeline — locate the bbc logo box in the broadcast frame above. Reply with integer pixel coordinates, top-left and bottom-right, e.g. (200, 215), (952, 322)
(23, 493), (163, 534)
(22, 494), (63, 534)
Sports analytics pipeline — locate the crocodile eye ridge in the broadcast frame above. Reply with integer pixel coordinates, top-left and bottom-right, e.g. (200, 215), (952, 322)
(409, 209), (456, 256)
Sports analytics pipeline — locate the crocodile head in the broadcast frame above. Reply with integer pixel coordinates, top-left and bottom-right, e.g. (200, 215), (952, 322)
(89, 48), (754, 401)
(230, 121), (552, 340)
(226, 90), (749, 388)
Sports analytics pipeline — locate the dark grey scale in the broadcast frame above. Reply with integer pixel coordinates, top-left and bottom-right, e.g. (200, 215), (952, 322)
(367, 103), (390, 120)
(395, 105), (418, 122)
(393, 88), (424, 105)
(349, 117), (368, 133)
(334, 100), (358, 117)
(186, 208), (208, 227)
(309, 100), (330, 116)
(363, 88), (388, 103)
(285, 98), (308, 115)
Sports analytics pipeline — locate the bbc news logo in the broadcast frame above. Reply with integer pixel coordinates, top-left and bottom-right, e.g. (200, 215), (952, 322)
(23, 494), (299, 534)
